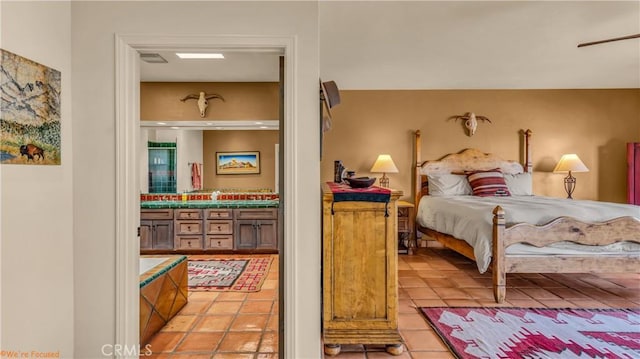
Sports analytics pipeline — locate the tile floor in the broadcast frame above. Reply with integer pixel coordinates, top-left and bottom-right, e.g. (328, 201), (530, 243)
(146, 248), (639, 358)
(331, 246), (640, 359)
(146, 254), (279, 359)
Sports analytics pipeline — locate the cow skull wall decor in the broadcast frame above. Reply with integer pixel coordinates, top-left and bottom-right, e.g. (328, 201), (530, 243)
(180, 91), (225, 117)
(449, 112), (492, 136)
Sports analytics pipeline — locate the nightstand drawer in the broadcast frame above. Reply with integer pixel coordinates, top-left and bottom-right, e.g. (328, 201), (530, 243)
(398, 217), (410, 232)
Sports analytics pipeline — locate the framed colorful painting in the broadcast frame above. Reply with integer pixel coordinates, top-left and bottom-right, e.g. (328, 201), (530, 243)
(0, 49), (61, 165)
(216, 151), (260, 175)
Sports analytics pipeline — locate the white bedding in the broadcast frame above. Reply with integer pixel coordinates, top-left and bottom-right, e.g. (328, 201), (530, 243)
(416, 195), (640, 273)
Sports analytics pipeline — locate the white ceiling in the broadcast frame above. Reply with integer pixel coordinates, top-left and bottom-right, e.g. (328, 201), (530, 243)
(139, 50), (281, 129)
(140, 1), (640, 89)
(140, 50), (281, 82)
(319, 1), (640, 90)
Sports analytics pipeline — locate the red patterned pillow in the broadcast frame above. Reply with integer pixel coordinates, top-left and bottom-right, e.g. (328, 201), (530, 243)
(466, 169), (511, 197)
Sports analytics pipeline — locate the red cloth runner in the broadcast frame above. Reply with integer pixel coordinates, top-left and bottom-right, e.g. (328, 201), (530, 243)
(326, 182), (391, 203)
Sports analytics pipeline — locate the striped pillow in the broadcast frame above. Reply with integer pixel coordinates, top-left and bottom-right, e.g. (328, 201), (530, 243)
(466, 169), (511, 197)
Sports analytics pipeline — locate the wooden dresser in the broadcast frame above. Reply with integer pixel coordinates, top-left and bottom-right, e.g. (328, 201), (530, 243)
(322, 183), (403, 356)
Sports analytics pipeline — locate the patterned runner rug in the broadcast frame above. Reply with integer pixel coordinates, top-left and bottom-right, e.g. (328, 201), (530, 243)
(188, 257), (272, 292)
(419, 307), (640, 359)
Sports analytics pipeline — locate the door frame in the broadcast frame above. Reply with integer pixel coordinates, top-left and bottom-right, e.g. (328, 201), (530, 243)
(115, 34), (296, 357)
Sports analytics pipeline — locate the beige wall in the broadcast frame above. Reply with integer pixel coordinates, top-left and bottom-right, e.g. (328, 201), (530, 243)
(321, 89), (640, 203)
(203, 130), (278, 191)
(141, 82), (280, 192)
(141, 82), (278, 121)
(71, 1), (320, 357)
(1, 1), (74, 355)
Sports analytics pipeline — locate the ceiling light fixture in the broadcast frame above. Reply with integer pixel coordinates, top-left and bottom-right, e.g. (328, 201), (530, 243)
(176, 53), (224, 59)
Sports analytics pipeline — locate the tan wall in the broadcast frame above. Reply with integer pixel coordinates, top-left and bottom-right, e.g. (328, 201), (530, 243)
(321, 89), (640, 203)
(141, 82), (280, 192)
(203, 130), (278, 191)
(141, 82), (279, 120)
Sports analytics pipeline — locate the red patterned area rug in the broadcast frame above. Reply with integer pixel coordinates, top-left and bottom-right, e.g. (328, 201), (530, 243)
(188, 257), (272, 292)
(419, 307), (640, 359)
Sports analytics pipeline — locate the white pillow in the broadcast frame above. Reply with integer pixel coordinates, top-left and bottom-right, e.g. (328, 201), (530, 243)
(428, 174), (471, 196)
(504, 172), (533, 196)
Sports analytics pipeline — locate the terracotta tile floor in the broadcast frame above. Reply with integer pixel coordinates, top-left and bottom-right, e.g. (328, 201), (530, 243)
(146, 254), (279, 359)
(146, 248), (639, 358)
(324, 247), (639, 358)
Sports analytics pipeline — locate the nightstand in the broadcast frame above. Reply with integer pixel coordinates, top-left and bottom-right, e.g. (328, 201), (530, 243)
(397, 200), (415, 255)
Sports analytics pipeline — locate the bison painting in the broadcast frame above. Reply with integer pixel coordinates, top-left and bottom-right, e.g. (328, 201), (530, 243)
(20, 144), (45, 161)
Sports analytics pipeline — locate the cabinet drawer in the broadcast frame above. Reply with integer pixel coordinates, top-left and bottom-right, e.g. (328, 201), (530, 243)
(398, 207), (411, 217)
(205, 209), (233, 220)
(234, 208), (278, 220)
(140, 209), (173, 220)
(398, 217), (410, 232)
(175, 209), (203, 220)
(206, 220), (233, 235)
(175, 220), (203, 235)
(175, 236), (203, 250)
(205, 235), (234, 249)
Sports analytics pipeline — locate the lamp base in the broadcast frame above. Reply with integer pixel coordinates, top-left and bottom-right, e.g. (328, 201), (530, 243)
(564, 171), (576, 199)
(378, 173), (390, 188)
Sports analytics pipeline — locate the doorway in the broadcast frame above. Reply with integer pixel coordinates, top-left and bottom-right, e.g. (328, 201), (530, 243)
(115, 35), (296, 357)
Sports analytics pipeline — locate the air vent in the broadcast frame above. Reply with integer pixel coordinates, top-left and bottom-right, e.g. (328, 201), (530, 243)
(140, 53), (167, 64)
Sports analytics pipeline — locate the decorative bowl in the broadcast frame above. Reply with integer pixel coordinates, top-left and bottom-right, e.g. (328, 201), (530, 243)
(345, 177), (376, 188)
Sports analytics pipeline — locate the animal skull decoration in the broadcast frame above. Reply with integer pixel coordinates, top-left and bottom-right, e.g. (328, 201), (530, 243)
(180, 91), (225, 118)
(450, 112), (492, 136)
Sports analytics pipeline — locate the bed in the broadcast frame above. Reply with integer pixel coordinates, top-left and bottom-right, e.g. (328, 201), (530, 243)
(413, 129), (640, 303)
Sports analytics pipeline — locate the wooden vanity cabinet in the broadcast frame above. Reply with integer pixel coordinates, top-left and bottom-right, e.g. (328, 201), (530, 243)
(140, 209), (174, 250)
(233, 208), (278, 250)
(140, 207), (279, 253)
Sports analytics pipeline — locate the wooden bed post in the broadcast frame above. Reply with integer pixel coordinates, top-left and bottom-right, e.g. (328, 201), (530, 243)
(492, 206), (506, 303)
(415, 130), (422, 208)
(524, 129), (532, 173)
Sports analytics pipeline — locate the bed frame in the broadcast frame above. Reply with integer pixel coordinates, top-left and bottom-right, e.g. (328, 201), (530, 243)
(414, 129), (640, 303)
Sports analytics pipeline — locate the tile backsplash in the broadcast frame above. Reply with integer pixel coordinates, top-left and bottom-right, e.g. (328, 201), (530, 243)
(141, 192), (279, 202)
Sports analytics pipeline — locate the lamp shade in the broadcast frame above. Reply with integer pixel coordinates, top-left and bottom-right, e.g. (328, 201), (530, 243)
(553, 154), (589, 173)
(370, 154), (399, 173)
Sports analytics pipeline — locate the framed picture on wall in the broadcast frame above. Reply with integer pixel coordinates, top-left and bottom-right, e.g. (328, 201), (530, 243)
(216, 151), (261, 175)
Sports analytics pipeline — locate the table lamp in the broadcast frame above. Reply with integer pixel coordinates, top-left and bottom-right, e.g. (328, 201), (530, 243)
(370, 154), (399, 188)
(553, 153), (589, 199)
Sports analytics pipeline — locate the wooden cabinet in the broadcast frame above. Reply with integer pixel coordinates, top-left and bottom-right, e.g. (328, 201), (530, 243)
(140, 209), (174, 250)
(140, 207), (278, 253)
(322, 184), (403, 356)
(174, 209), (203, 251)
(234, 208), (278, 250)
